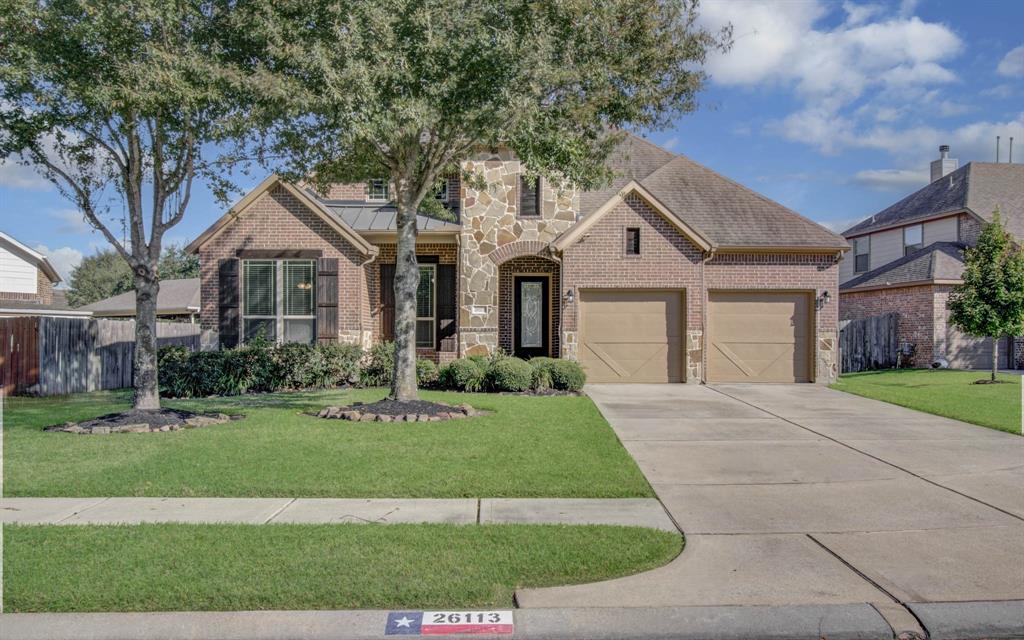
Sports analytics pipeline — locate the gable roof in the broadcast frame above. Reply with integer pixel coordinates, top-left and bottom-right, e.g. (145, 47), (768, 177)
(574, 133), (848, 252)
(841, 241), (966, 291)
(0, 230), (62, 282)
(843, 162), (1024, 240)
(185, 175), (377, 256)
(80, 277), (200, 316)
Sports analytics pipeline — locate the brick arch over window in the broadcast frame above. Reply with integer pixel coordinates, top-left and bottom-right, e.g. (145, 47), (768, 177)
(488, 240), (550, 265)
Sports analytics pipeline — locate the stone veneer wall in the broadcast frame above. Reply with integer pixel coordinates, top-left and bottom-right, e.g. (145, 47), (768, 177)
(705, 252), (840, 384)
(497, 255), (561, 357)
(0, 267), (54, 304)
(198, 185), (368, 349)
(458, 149), (577, 356)
(840, 285), (936, 367)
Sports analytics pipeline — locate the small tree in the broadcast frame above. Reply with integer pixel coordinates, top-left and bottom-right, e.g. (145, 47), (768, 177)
(0, 0), (241, 410)
(947, 210), (1024, 382)
(234, 0), (730, 401)
(67, 250), (134, 308)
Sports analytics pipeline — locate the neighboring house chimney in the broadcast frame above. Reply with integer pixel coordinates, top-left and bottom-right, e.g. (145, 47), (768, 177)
(930, 145), (958, 182)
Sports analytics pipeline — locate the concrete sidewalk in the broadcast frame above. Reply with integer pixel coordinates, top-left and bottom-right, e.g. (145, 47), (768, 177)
(0, 497), (677, 530)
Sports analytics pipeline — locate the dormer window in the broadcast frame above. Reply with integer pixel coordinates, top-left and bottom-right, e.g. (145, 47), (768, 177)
(519, 175), (540, 217)
(903, 224), (923, 255)
(368, 179), (389, 202)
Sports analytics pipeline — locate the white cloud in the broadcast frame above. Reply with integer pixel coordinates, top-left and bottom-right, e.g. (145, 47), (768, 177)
(661, 136), (680, 151)
(937, 100), (972, 117)
(853, 168), (929, 191)
(842, 2), (884, 26)
(996, 45), (1024, 77)
(816, 216), (868, 233)
(48, 208), (93, 234)
(0, 157), (50, 189)
(34, 244), (83, 283)
(982, 84), (1016, 99)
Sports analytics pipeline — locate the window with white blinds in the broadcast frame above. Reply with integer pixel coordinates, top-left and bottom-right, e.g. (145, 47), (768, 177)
(243, 259), (316, 344)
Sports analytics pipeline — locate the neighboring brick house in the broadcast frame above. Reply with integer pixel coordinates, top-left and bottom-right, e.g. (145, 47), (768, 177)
(186, 133), (848, 384)
(839, 147), (1024, 369)
(0, 231), (84, 318)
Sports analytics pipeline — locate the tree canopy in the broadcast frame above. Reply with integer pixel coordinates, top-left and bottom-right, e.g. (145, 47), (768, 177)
(67, 244), (200, 307)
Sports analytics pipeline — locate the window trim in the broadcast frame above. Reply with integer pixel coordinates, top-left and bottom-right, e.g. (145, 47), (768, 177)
(903, 223), (923, 256)
(242, 258), (317, 344)
(416, 263), (436, 349)
(625, 227), (641, 256)
(853, 236), (870, 274)
(367, 179), (390, 202)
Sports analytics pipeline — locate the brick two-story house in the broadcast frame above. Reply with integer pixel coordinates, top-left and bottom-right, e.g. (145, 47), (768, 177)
(186, 134), (848, 384)
(839, 147), (1024, 369)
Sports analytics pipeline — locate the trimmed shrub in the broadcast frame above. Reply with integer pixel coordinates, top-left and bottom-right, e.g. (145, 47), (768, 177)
(185, 350), (229, 397)
(360, 341), (395, 387)
(549, 359), (586, 391)
(440, 358), (486, 392)
(316, 342), (363, 388)
(528, 357), (558, 391)
(273, 342), (320, 390)
(416, 358), (439, 387)
(157, 345), (192, 398)
(487, 357), (534, 392)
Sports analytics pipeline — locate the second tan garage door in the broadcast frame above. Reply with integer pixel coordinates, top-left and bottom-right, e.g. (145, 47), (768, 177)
(579, 289), (684, 383)
(708, 291), (812, 383)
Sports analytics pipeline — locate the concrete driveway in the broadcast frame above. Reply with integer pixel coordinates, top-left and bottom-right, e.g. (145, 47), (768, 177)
(517, 384), (1024, 633)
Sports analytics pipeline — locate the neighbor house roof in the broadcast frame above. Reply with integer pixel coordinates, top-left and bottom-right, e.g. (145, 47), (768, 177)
(0, 289), (91, 317)
(0, 230), (62, 283)
(572, 133), (848, 252)
(80, 278), (201, 316)
(841, 241), (966, 292)
(842, 163), (1024, 240)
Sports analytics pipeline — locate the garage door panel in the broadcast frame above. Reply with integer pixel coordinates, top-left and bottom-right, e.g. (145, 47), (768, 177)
(580, 290), (684, 383)
(709, 291), (812, 383)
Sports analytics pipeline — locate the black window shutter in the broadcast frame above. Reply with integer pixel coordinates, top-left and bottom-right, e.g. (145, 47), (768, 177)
(316, 257), (339, 343)
(436, 264), (456, 352)
(218, 258), (240, 349)
(380, 263), (395, 342)
(519, 175), (539, 217)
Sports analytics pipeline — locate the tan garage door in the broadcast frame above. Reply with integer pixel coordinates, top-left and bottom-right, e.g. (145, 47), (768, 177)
(945, 328), (1009, 370)
(708, 291), (812, 383)
(579, 289), (684, 383)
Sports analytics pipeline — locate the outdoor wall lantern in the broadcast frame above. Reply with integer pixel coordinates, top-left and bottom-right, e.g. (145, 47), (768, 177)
(816, 290), (831, 310)
(564, 288), (575, 305)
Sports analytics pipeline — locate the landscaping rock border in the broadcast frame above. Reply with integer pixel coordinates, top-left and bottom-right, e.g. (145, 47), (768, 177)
(314, 401), (484, 423)
(45, 410), (238, 435)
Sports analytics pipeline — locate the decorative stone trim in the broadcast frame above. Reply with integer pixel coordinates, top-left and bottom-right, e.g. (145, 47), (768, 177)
(46, 413), (233, 435)
(316, 403), (482, 422)
(488, 240), (550, 265)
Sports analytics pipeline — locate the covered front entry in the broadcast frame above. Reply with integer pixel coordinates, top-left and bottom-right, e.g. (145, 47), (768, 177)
(579, 289), (685, 383)
(707, 291), (813, 383)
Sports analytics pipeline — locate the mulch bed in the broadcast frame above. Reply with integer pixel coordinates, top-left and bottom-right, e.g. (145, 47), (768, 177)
(313, 399), (485, 423)
(44, 409), (240, 435)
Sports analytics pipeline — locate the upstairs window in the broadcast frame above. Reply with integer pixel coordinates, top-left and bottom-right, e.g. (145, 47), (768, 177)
(626, 227), (641, 255)
(853, 237), (870, 273)
(368, 179), (390, 202)
(519, 175), (540, 217)
(434, 179), (449, 203)
(243, 259), (316, 344)
(903, 224), (923, 256)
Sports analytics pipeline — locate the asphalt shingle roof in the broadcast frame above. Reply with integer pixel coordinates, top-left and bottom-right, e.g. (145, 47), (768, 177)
(843, 162), (1024, 240)
(582, 133), (848, 250)
(840, 241), (966, 291)
(80, 278), (200, 315)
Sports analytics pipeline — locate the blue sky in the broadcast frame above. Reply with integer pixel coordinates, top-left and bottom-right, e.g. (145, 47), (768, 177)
(1, 0), (1022, 284)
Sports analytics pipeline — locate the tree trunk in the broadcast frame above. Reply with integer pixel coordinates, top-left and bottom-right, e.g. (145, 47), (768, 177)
(991, 336), (998, 382)
(391, 195), (420, 401)
(134, 273), (161, 410)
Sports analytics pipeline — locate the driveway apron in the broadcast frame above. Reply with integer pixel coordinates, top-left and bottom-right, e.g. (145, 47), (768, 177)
(517, 384), (1024, 620)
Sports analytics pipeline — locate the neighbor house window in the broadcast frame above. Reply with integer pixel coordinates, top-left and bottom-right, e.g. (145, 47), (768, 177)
(519, 175), (540, 217)
(903, 224), (923, 255)
(854, 236), (870, 273)
(416, 264), (435, 348)
(626, 227), (641, 255)
(368, 179), (389, 201)
(243, 259), (316, 344)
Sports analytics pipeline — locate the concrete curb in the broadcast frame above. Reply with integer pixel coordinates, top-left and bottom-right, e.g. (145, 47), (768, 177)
(0, 605), (892, 640)
(908, 601), (1024, 640)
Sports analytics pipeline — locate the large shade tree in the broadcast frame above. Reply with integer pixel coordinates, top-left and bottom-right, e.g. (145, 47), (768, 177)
(233, 0), (730, 401)
(0, 0), (243, 409)
(948, 211), (1024, 382)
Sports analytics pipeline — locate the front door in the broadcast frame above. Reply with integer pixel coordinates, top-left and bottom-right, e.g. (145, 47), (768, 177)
(514, 276), (550, 358)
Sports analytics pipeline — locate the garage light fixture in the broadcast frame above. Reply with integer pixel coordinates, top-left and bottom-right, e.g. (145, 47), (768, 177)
(564, 288), (575, 304)
(816, 290), (831, 310)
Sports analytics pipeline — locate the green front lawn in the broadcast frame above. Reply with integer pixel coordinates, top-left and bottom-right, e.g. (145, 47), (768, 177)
(832, 369), (1022, 434)
(4, 523), (681, 612)
(3, 389), (652, 497)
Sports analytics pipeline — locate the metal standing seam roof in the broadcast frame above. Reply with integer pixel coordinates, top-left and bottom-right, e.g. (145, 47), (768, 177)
(843, 162), (1024, 240)
(840, 242), (967, 291)
(316, 200), (462, 233)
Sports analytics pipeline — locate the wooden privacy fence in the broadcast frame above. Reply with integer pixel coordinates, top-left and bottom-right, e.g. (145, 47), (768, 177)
(839, 312), (900, 374)
(1, 316), (200, 396)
